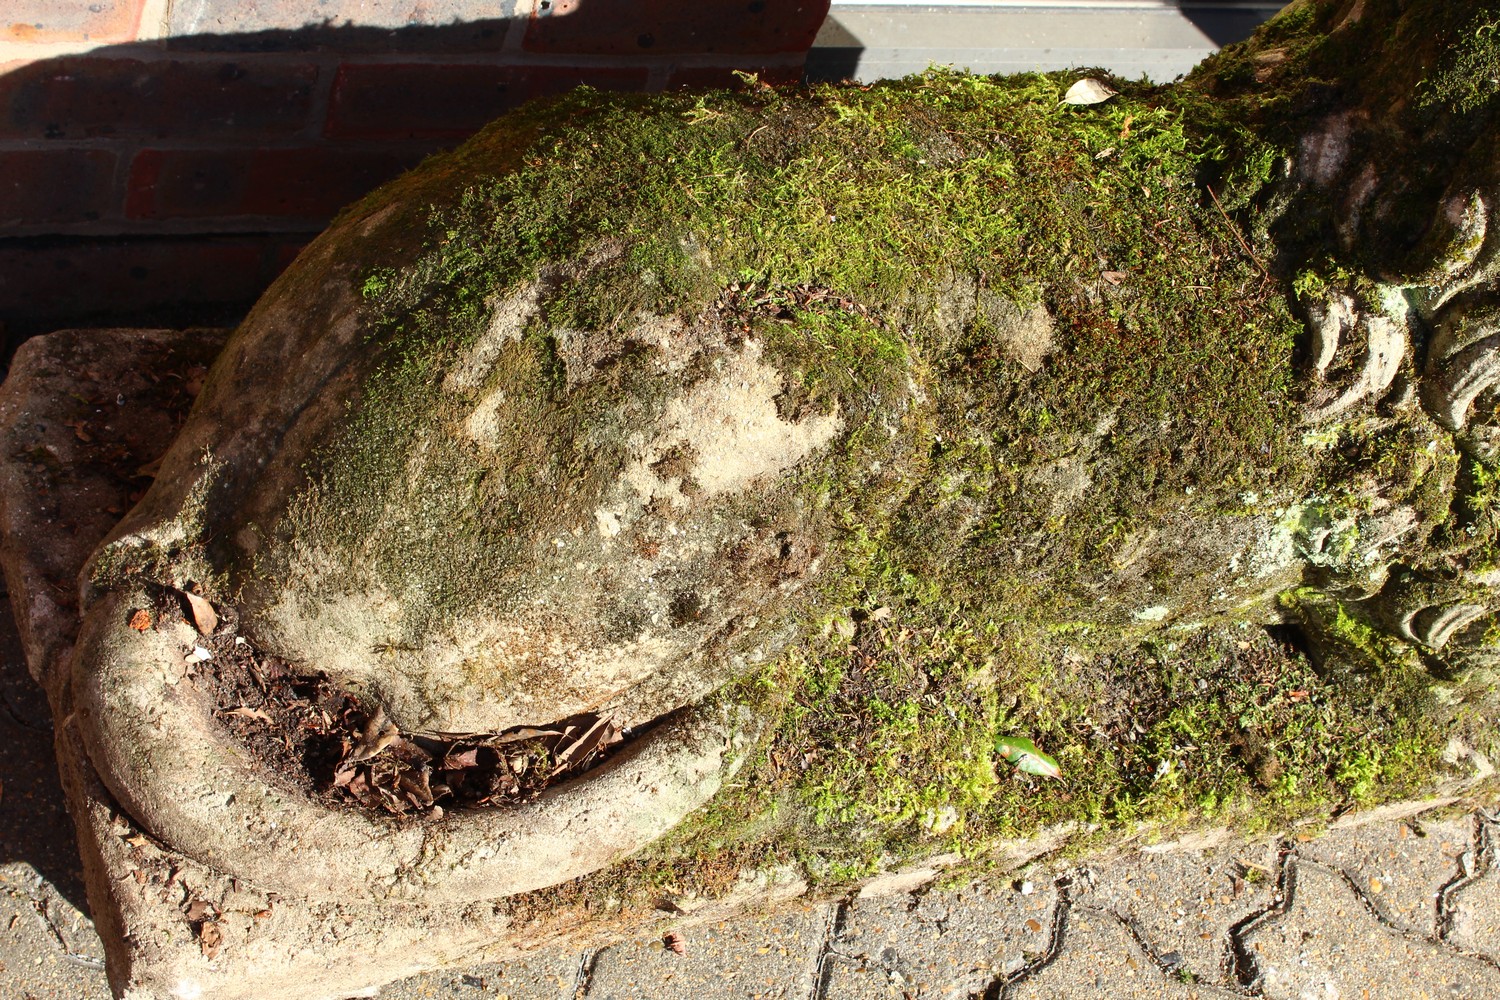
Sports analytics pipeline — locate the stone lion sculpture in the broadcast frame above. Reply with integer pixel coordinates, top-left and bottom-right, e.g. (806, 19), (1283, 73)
(58, 0), (1500, 920)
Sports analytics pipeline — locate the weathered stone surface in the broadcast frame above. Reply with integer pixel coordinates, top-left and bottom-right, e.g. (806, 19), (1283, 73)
(70, 9), (1500, 920)
(1447, 818), (1500, 960)
(585, 904), (827, 1000)
(0, 327), (226, 699)
(0, 330), (800, 998)
(822, 881), (1056, 998)
(73, 583), (751, 904)
(1067, 840), (1280, 985)
(89, 266), (912, 738)
(373, 952), (583, 1000)
(1240, 859), (1500, 1000)
(1296, 813), (1472, 937)
(1006, 908), (1240, 999)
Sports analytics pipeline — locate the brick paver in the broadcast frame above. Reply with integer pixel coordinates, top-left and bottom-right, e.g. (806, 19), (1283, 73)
(1006, 907), (1241, 1000)
(1297, 813), (1472, 937)
(1447, 817), (1500, 961)
(821, 881), (1056, 998)
(1240, 859), (1500, 1000)
(1068, 840), (1279, 985)
(585, 904), (827, 1000)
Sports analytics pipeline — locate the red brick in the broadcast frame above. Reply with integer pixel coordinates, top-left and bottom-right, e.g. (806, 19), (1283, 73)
(324, 63), (517, 140)
(0, 236), (304, 337)
(524, 64), (652, 100)
(525, 0), (830, 56)
(666, 65), (804, 90)
(126, 146), (430, 222)
(0, 149), (117, 227)
(5, 0), (144, 45)
(325, 62), (648, 139)
(0, 57), (320, 141)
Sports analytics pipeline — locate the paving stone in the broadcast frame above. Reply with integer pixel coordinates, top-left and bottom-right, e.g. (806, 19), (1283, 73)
(1297, 812), (1472, 937)
(6, 0), (143, 45)
(1242, 859), (1500, 1000)
(378, 950), (580, 999)
(584, 903), (827, 1000)
(1447, 820), (1500, 961)
(822, 880), (1056, 999)
(0, 863), (110, 1000)
(1070, 840), (1279, 984)
(1006, 907), (1240, 999)
(0, 591), (110, 999)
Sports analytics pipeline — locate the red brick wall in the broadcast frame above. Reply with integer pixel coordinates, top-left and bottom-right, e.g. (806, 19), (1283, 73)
(0, 0), (829, 344)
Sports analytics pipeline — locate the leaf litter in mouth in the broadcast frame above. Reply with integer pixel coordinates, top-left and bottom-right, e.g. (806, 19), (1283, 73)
(135, 586), (628, 817)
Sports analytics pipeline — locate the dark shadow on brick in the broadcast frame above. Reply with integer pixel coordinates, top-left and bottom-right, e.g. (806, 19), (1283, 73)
(0, 1), (832, 349)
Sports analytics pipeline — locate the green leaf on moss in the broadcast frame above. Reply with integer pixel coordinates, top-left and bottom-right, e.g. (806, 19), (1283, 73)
(996, 735), (1062, 779)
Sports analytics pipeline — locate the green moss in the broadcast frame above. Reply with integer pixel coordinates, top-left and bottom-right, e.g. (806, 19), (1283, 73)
(268, 67), (1319, 654)
(1419, 12), (1500, 115)
(197, 0), (1497, 905)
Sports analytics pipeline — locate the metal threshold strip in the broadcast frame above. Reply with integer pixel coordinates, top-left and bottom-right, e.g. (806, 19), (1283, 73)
(810, 0), (1287, 82)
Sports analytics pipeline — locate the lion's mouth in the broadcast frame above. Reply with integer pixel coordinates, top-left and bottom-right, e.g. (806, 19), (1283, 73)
(134, 583), (635, 819)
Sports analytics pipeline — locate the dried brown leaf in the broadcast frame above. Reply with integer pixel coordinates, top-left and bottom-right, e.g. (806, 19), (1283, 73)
(553, 715), (615, 773)
(221, 706), (273, 724)
(1100, 270), (1127, 285)
(375, 783), (407, 814)
(483, 727), (562, 746)
(397, 769), (434, 808)
(198, 920), (222, 959)
(183, 899), (214, 922)
(442, 748), (481, 770)
(128, 610), (152, 632)
(345, 706), (400, 764)
(663, 931), (687, 955)
(179, 589), (219, 635)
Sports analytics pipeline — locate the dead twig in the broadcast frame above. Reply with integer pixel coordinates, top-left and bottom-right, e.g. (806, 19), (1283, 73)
(1205, 184), (1272, 284)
